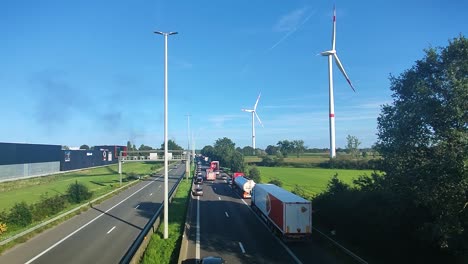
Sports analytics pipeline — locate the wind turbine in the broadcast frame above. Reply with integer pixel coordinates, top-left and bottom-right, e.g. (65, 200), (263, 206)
(321, 6), (355, 158)
(242, 93), (263, 155)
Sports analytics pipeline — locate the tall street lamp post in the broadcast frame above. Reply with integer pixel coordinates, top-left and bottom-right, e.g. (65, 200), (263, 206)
(154, 30), (177, 239)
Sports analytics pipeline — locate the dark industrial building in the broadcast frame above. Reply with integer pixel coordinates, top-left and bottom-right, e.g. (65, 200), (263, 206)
(0, 142), (125, 182)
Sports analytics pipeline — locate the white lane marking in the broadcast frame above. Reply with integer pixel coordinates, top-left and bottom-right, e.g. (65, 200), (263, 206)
(150, 193), (153, 196)
(239, 242), (246, 254)
(135, 204), (140, 209)
(218, 197), (221, 200)
(196, 195), (200, 260)
(107, 226), (116, 234)
(225, 212), (229, 218)
(25, 180), (156, 264)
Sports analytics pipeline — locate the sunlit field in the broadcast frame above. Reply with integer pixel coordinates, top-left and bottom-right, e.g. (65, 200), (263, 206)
(256, 166), (376, 197)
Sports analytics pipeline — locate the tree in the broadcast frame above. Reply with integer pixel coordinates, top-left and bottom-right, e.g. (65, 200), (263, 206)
(160, 139), (183, 151)
(138, 144), (153, 151)
(241, 146), (254, 156)
(345, 135), (361, 157)
(213, 137), (236, 166)
(292, 140), (306, 157)
(127, 141), (132, 151)
(79, 144), (90, 150)
(201, 145), (214, 158)
(230, 151), (245, 172)
(265, 145), (278, 155)
(62, 145), (70, 150)
(376, 36), (468, 255)
(248, 166), (261, 183)
(276, 140), (293, 157)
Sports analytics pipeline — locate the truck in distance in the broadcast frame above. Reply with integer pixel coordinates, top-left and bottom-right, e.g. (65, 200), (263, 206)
(210, 161), (220, 175)
(206, 168), (216, 181)
(233, 176), (256, 199)
(251, 184), (312, 241)
(230, 172), (245, 185)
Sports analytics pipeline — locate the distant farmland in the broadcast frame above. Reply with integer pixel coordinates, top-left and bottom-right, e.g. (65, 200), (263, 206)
(245, 153), (335, 166)
(256, 166), (376, 197)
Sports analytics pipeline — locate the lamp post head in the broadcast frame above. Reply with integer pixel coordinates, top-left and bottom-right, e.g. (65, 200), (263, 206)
(154, 31), (178, 36)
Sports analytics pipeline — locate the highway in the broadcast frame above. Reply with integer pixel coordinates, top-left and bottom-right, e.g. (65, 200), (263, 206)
(181, 164), (351, 264)
(0, 163), (186, 264)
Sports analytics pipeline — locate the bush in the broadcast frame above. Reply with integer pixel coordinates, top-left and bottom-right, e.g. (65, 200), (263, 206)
(268, 178), (283, 187)
(67, 181), (93, 204)
(126, 172), (140, 181)
(32, 193), (68, 221)
(8, 202), (32, 227)
(248, 166), (261, 183)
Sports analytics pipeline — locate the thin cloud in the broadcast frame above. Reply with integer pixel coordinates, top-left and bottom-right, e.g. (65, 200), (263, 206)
(274, 7), (308, 32)
(207, 114), (244, 128)
(268, 7), (315, 52)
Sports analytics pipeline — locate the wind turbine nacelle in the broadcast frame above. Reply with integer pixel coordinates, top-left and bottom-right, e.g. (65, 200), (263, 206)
(321, 50), (336, 56)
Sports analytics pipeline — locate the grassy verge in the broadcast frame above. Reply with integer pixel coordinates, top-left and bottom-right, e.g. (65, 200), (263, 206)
(142, 177), (191, 264)
(0, 162), (160, 211)
(256, 166), (375, 197)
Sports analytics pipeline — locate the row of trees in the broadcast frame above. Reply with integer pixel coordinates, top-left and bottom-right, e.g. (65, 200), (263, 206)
(126, 140), (184, 152)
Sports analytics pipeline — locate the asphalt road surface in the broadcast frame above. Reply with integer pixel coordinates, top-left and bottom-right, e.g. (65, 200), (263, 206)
(0, 163), (186, 264)
(182, 169), (350, 264)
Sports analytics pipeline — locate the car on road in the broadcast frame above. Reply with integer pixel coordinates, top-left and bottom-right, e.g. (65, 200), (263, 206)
(195, 176), (203, 184)
(198, 256), (225, 264)
(221, 175), (227, 180)
(193, 186), (203, 196)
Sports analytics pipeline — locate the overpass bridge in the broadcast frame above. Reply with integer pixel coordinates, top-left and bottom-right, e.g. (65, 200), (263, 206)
(117, 150), (192, 185)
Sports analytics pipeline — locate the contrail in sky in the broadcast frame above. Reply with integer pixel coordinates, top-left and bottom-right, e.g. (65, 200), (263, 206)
(267, 11), (314, 53)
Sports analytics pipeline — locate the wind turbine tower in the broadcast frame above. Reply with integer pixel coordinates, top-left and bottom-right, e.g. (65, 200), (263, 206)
(321, 6), (355, 158)
(242, 93), (263, 154)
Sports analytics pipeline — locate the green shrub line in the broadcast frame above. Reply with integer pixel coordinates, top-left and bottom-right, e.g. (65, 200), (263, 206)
(141, 175), (192, 264)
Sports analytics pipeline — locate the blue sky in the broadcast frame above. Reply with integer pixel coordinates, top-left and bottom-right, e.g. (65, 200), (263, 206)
(1, 0), (466, 150)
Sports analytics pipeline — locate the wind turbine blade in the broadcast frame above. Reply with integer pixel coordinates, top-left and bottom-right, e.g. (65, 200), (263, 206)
(253, 93), (261, 110)
(255, 112), (264, 127)
(332, 6), (336, 50)
(333, 53), (355, 92)
(242, 109), (254, 112)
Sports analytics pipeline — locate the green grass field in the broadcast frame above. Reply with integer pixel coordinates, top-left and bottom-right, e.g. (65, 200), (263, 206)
(256, 166), (376, 197)
(0, 162), (162, 212)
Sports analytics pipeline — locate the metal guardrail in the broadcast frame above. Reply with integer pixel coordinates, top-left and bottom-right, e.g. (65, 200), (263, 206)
(120, 174), (184, 264)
